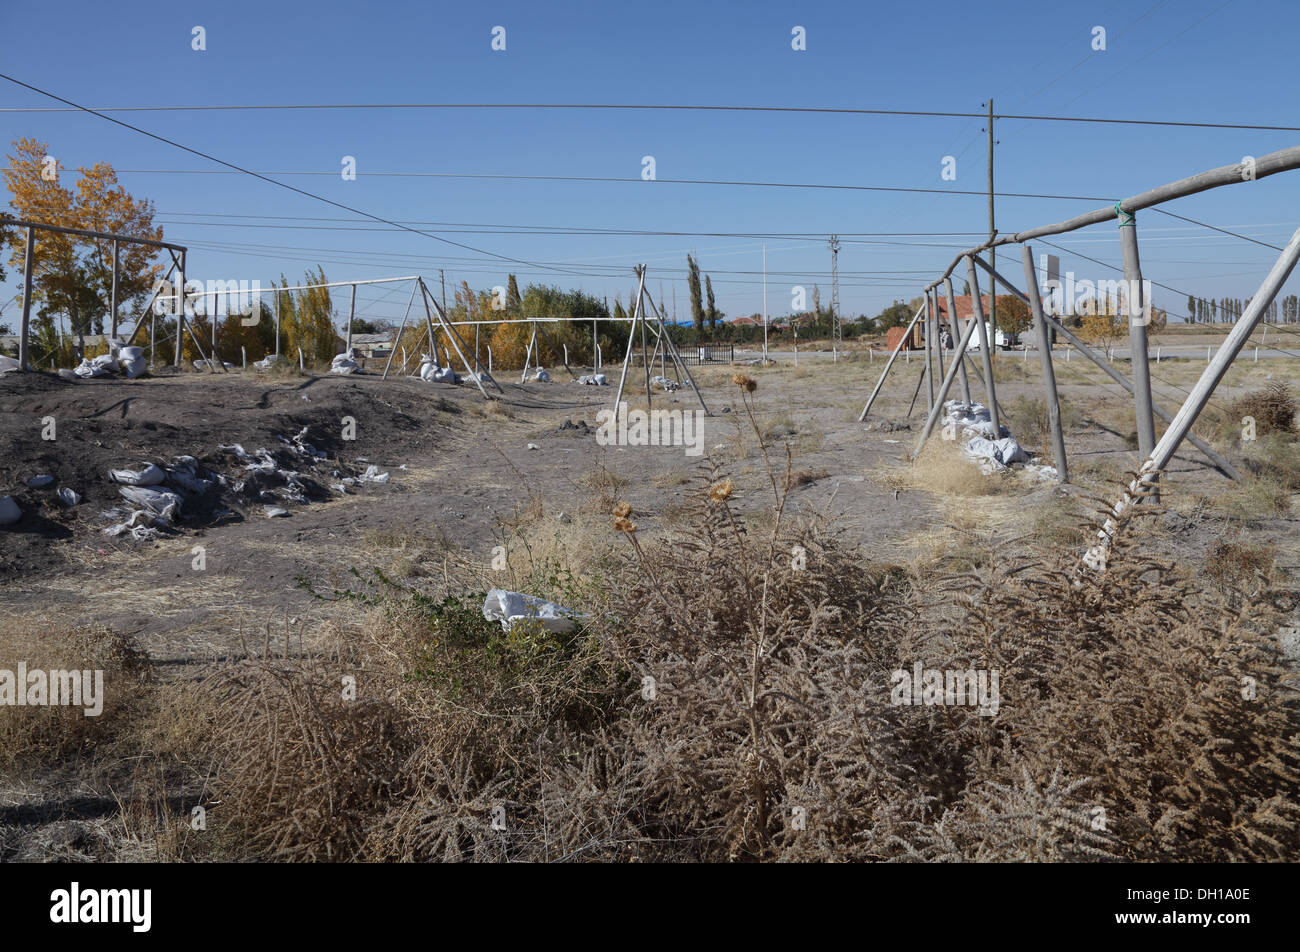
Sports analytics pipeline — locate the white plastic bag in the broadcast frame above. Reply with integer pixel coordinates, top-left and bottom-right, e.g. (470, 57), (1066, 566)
(482, 589), (584, 633)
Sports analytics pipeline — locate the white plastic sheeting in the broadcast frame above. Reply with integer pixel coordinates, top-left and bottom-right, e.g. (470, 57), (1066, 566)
(941, 400), (1048, 477)
(650, 375), (681, 392)
(576, 373), (608, 386)
(962, 436), (1029, 473)
(532, 368), (551, 382)
(482, 588), (584, 633)
(942, 401), (1010, 441)
(417, 355), (457, 384)
(330, 349), (361, 375)
(116, 486), (182, 522)
(74, 354), (120, 378)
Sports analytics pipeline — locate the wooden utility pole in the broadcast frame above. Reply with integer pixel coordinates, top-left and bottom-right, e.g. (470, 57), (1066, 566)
(986, 98), (996, 353)
(1021, 245), (1068, 482)
(18, 226), (34, 371)
(346, 283), (356, 352)
(965, 256), (1000, 436)
(174, 251), (186, 367)
(1119, 212), (1156, 463)
(110, 239), (119, 339)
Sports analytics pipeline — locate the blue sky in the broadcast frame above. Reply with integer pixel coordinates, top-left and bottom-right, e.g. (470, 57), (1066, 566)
(2, 0), (1299, 327)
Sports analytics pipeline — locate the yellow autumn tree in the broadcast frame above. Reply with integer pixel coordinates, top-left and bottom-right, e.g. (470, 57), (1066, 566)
(1078, 294), (1125, 360)
(274, 268), (339, 367)
(4, 138), (163, 355)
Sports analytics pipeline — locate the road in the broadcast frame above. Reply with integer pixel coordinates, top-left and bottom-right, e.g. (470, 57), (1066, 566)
(734, 345), (1300, 363)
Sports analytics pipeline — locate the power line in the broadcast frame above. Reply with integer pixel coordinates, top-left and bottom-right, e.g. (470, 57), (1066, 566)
(1150, 208), (1284, 252)
(1, 164), (1115, 202)
(150, 211), (988, 239)
(0, 99), (1295, 131)
(0, 72), (594, 280)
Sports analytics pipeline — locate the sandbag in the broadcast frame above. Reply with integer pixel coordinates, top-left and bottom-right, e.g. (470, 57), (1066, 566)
(118, 345), (146, 379)
(330, 350), (361, 375)
(110, 463), (166, 486)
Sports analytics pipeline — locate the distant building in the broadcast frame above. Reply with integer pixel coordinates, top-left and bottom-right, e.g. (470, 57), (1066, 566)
(347, 332), (394, 358)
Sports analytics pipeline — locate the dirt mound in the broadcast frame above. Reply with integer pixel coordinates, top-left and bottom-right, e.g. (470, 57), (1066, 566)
(0, 372), (459, 578)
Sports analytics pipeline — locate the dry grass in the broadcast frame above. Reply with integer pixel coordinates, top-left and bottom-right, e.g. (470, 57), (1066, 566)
(895, 439), (1006, 497)
(8, 362), (1300, 862)
(0, 622), (151, 775)
(1231, 383), (1298, 437)
(1005, 393), (1082, 447)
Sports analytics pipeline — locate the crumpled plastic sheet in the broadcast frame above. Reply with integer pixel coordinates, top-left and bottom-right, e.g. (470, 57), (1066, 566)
(117, 486), (182, 522)
(940, 400), (1047, 477)
(650, 375), (681, 392)
(1021, 462), (1060, 483)
(330, 350), (361, 375)
(532, 368), (551, 382)
(279, 426), (327, 460)
(962, 436), (1029, 474)
(74, 354), (120, 378)
(942, 400), (1011, 441)
(482, 588), (585, 633)
(576, 373), (608, 386)
(166, 456), (218, 494)
(103, 486), (182, 539)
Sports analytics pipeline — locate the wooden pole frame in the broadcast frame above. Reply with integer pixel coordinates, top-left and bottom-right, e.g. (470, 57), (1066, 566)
(641, 285), (711, 416)
(1084, 222), (1300, 571)
(965, 256), (1001, 436)
(1020, 244), (1069, 483)
(942, 278), (972, 405)
(972, 253), (1240, 481)
(381, 280), (420, 380)
(419, 279), (498, 399)
(612, 266), (650, 420)
(911, 285), (990, 455)
(1119, 213), (1157, 498)
(923, 292), (935, 412)
(858, 302), (925, 422)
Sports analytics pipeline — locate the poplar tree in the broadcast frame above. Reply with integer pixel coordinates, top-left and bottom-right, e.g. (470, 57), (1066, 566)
(687, 254), (704, 333)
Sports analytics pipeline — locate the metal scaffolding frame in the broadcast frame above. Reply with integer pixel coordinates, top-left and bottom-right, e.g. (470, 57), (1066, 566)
(856, 146), (1300, 571)
(2, 215), (186, 372)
